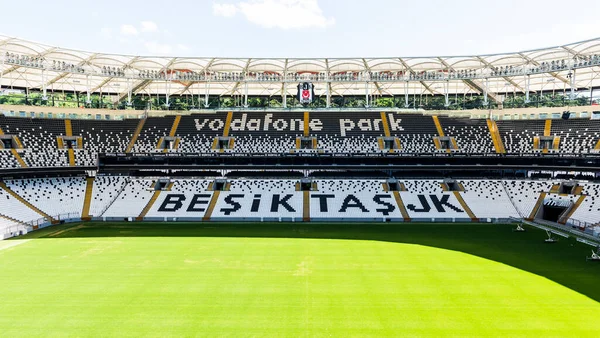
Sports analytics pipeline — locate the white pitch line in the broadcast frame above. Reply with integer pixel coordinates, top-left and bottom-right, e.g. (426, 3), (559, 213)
(0, 239), (31, 252)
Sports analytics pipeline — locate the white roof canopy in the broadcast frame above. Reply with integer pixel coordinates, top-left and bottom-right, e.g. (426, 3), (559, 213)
(1, 35), (600, 102)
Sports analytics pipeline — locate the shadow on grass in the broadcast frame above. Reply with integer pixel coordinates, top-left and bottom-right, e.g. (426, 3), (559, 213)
(16, 221), (600, 303)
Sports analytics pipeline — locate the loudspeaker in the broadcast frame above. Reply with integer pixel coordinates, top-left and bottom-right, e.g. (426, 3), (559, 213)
(562, 111), (570, 120)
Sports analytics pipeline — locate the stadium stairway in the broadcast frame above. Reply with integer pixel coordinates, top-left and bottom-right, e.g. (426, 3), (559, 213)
(0, 182), (57, 224)
(136, 183), (174, 221)
(81, 177), (95, 221)
(486, 119), (506, 154)
(202, 191), (221, 221)
(0, 213), (29, 228)
(452, 192), (478, 221)
(162, 115), (182, 153)
(303, 191), (310, 221)
(558, 195), (587, 225)
(0, 126), (27, 167)
(126, 119), (146, 153)
(595, 139), (600, 150)
(64, 119), (76, 166)
(527, 192), (547, 221)
(392, 191), (411, 221)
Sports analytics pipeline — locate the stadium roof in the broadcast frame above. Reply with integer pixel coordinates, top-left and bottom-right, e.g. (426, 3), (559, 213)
(1, 34), (600, 103)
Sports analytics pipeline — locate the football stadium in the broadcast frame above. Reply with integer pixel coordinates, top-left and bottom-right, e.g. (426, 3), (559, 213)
(1, 1), (600, 336)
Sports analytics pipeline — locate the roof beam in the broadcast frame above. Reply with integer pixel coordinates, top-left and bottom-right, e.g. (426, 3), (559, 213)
(362, 58), (385, 96)
(437, 57), (500, 103)
(226, 58), (252, 96)
(1, 47), (57, 78)
(519, 52), (570, 86)
(398, 58), (436, 95)
(174, 58), (216, 95)
(116, 57), (177, 102)
(45, 53), (98, 88)
(474, 56), (527, 93)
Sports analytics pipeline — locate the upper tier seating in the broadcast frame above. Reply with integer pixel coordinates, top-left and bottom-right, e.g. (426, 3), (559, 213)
(132, 116), (176, 153)
(176, 113), (229, 153)
(496, 120), (545, 154)
(439, 117), (494, 153)
(1, 113), (600, 170)
(550, 119), (600, 154)
(0, 151), (20, 168)
(72, 119), (140, 166)
(0, 116), (68, 167)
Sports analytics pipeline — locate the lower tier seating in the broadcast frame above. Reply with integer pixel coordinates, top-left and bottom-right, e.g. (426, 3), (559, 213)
(1, 178), (598, 233)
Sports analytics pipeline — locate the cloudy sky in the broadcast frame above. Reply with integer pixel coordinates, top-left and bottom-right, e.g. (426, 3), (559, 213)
(1, 0), (599, 58)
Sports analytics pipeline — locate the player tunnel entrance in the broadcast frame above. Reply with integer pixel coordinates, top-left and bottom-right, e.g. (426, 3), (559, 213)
(536, 198), (571, 223)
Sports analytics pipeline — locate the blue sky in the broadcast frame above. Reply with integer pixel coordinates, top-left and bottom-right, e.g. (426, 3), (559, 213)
(1, 0), (599, 58)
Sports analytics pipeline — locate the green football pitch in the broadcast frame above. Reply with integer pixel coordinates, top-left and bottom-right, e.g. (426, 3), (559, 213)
(0, 222), (599, 337)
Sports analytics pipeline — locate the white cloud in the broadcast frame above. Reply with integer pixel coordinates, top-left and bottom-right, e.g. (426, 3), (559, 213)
(144, 41), (173, 55)
(120, 24), (139, 36)
(213, 3), (238, 17)
(140, 21), (158, 33)
(213, 0), (335, 29)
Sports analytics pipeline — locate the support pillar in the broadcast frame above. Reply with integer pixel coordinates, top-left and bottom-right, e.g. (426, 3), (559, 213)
(41, 69), (48, 101)
(365, 82), (370, 108)
(244, 81), (248, 108)
(525, 74), (530, 103)
(483, 78), (489, 106)
(282, 81), (287, 108)
(404, 81), (409, 108)
(86, 75), (91, 105)
(127, 77), (132, 107)
(444, 80), (449, 107)
(204, 77), (210, 108)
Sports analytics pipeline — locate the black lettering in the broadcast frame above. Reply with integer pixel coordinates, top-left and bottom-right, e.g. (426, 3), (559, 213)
(186, 194), (211, 212)
(158, 194), (186, 212)
(220, 194), (244, 215)
(339, 195), (369, 213)
(311, 194), (335, 212)
(430, 195), (463, 213)
(251, 194), (262, 212)
(270, 194), (295, 212)
(407, 195), (431, 213)
(373, 194), (395, 216)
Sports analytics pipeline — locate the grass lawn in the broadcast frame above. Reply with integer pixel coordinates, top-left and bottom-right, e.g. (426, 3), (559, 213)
(0, 222), (599, 337)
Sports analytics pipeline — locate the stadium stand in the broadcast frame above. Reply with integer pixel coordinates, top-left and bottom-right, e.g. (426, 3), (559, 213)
(438, 117), (495, 153)
(496, 119), (546, 154)
(102, 179), (157, 219)
(550, 119), (600, 154)
(0, 116), (68, 167)
(4, 177), (86, 220)
(211, 179), (302, 221)
(459, 180), (520, 220)
(88, 176), (130, 218)
(132, 116), (176, 153)
(71, 119), (140, 166)
(310, 180), (401, 220)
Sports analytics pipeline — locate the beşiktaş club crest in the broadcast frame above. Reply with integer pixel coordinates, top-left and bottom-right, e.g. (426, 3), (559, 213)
(297, 82), (314, 105)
